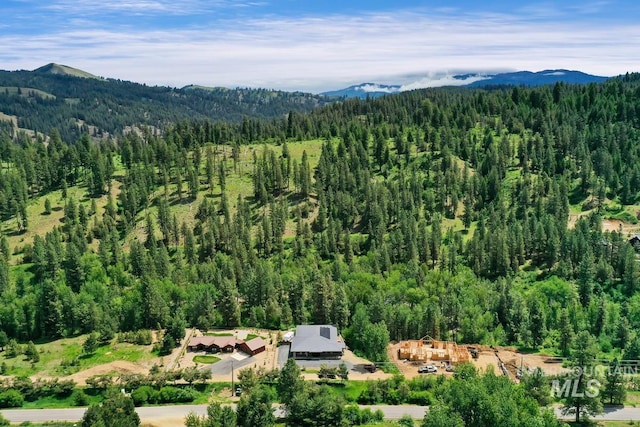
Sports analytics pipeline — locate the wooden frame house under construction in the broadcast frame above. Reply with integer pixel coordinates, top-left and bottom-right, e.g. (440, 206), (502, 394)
(397, 337), (471, 364)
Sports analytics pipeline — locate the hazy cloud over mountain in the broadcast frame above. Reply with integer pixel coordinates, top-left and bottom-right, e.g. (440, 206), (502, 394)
(0, 0), (636, 92)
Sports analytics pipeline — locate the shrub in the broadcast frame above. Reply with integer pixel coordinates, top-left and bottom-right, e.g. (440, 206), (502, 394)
(0, 389), (24, 408)
(53, 379), (76, 397)
(5, 339), (21, 358)
(343, 405), (384, 425)
(119, 373), (149, 390)
(11, 377), (36, 401)
(20, 243), (32, 261)
(131, 385), (157, 406)
(72, 389), (90, 406)
(157, 386), (196, 403)
(407, 390), (433, 405)
(85, 375), (114, 391)
(118, 329), (153, 345)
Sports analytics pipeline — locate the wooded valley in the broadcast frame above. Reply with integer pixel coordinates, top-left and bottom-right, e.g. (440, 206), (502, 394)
(1, 72), (640, 425)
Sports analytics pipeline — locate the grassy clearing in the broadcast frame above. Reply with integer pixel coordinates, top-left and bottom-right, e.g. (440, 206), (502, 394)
(324, 380), (367, 402)
(0, 86), (56, 99)
(0, 111), (18, 126)
(0, 335), (155, 377)
(625, 390), (640, 407)
(123, 138), (325, 249)
(0, 136), (372, 264)
(193, 355), (221, 364)
(245, 333), (267, 341)
(3, 177), (123, 264)
(193, 382), (232, 404)
(22, 390), (103, 409)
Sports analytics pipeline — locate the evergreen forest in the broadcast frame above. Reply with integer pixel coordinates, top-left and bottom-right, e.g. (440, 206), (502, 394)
(2, 71), (640, 424)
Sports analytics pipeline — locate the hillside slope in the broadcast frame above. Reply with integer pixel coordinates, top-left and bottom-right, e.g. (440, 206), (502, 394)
(1, 75), (640, 411)
(0, 64), (331, 142)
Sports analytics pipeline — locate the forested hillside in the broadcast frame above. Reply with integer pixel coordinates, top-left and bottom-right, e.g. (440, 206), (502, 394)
(1, 72), (640, 376)
(0, 65), (330, 143)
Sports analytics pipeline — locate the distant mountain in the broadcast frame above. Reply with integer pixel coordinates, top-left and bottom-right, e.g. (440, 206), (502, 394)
(463, 69), (609, 87)
(0, 64), (330, 142)
(33, 63), (102, 80)
(323, 69), (609, 98)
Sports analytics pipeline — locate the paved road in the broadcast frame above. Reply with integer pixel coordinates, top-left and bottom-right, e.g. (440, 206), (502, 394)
(0, 404), (427, 423)
(554, 406), (640, 421)
(5, 404), (640, 424)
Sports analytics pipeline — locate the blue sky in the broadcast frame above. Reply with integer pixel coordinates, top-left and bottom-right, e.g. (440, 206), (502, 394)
(1, 0), (638, 92)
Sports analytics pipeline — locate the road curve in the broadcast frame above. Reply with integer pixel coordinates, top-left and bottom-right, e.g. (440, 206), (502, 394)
(0, 404), (428, 424)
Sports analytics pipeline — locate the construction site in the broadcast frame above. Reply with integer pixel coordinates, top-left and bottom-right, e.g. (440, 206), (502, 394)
(396, 336), (474, 364)
(389, 337), (567, 381)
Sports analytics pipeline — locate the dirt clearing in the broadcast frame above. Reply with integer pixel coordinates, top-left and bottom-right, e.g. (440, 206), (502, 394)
(65, 361), (151, 386)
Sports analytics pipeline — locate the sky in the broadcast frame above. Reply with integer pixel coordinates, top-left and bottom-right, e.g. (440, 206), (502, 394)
(1, 0), (639, 93)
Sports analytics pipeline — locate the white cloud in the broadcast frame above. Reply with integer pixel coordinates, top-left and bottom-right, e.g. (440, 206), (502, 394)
(0, 8), (637, 92)
(43, 0), (227, 15)
(358, 84), (399, 93)
(400, 74), (491, 91)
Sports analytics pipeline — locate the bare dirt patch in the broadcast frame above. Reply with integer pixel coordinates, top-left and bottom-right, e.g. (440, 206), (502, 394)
(495, 348), (568, 379)
(65, 361), (151, 386)
(602, 218), (632, 233)
(569, 212), (640, 236)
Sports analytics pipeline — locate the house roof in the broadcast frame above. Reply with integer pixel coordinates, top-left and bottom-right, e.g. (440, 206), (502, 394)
(213, 336), (236, 348)
(188, 336), (236, 348)
(290, 325), (345, 354)
(241, 337), (267, 351)
(188, 336), (216, 347)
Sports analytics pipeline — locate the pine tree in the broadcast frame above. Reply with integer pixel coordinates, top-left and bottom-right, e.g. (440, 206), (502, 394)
(218, 279), (241, 327)
(277, 358), (304, 406)
(236, 386), (275, 427)
(558, 308), (573, 357)
(602, 358), (626, 405)
(560, 331), (603, 424)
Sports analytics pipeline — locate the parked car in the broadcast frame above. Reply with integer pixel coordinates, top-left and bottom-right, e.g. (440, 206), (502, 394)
(363, 364), (377, 373)
(234, 386), (242, 396)
(418, 364), (438, 373)
(445, 364), (455, 372)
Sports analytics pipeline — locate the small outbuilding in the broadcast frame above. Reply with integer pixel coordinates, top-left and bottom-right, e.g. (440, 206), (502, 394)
(282, 331), (294, 343)
(238, 337), (267, 356)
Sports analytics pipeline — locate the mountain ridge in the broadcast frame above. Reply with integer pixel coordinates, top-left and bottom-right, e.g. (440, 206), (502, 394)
(322, 69), (610, 98)
(0, 64), (330, 142)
